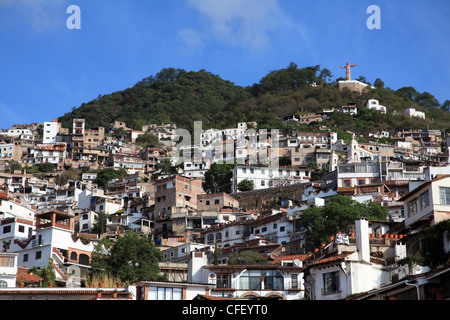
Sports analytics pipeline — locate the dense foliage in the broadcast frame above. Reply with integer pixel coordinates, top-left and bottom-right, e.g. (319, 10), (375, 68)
(90, 232), (164, 283)
(58, 64), (450, 137)
(301, 195), (388, 251)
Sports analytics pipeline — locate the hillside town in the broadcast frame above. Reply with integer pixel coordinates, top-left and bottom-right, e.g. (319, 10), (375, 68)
(0, 100), (449, 301)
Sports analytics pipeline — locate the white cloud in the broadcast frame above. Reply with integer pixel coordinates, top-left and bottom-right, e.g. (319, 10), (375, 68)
(178, 28), (205, 52)
(0, 0), (68, 32)
(186, 0), (302, 50)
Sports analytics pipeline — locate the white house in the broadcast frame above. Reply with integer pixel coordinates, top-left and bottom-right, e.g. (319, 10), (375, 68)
(400, 175), (450, 229)
(0, 252), (19, 288)
(9, 210), (95, 283)
(404, 108), (425, 119)
(232, 166), (310, 193)
(43, 121), (61, 144)
(303, 219), (407, 300)
(366, 99), (387, 114)
(0, 191), (35, 222)
(187, 250), (304, 300)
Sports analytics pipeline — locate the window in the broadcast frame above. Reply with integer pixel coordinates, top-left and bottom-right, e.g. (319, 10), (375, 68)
(18, 225), (25, 233)
(358, 179), (365, 185)
(216, 273), (232, 288)
(439, 187), (450, 205)
(407, 199), (418, 218)
(23, 254), (28, 262)
(1, 256), (14, 267)
(420, 191), (430, 210)
(240, 270), (283, 290)
(291, 274), (298, 289)
(343, 179), (351, 187)
(323, 271), (340, 295)
(3, 225), (11, 234)
(214, 199), (220, 204)
(148, 287), (182, 300)
(35, 251), (42, 260)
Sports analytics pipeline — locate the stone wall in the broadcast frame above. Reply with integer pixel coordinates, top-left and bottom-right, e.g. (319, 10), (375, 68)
(231, 183), (307, 210)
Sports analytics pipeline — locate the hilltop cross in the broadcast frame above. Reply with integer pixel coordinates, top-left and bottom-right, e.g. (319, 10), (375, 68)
(340, 62), (357, 80)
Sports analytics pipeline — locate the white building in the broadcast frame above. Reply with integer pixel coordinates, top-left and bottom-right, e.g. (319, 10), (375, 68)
(404, 108), (425, 119)
(0, 191), (35, 222)
(232, 166), (310, 193)
(366, 99), (387, 114)
(8, 210), (95, 282)
(187, 250), (304, 300)
(304, 219), (407, 300)
(0, 252), (19, 288)
(400, 175), (450, 229)
(29, 143), (67, 167)
(43, 121), (61, 144)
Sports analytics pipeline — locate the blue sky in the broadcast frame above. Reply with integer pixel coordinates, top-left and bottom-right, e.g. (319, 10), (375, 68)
(0, 0), (449, 129)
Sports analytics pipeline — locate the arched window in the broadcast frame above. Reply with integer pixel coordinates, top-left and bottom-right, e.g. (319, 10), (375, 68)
(70, 252), (78, 261)
(79, 254), (90, 266)
(207, 234), (214, 242)
(215, 233), (222, 240)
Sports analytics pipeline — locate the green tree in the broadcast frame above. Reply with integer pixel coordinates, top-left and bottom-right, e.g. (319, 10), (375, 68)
(135, 132), (160, 147)
(37, 162), (56, 173)
(154, 158), (177, 175)
(113, 127), (126, 140)
(202, 162), (234, 193)
(417, 220), (450, 268)
(228, 250), (269, 265)
(374, 78), (385, 88)
(415, 91), (440, 108)
(5, 161), (22, 173)
(95, 168), (125, 189)
(92, 212), (108, 235)
(29, 258), (56, 286)
(301, 195), (388, 250)
(92, 232), (163, 282)
(90, 237), (114, 275)
(237, 179), (254, 192)
(441, 100), (450, 112)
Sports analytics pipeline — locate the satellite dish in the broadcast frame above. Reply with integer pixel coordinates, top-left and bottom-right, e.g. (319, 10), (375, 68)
(293, 259), (301, 267)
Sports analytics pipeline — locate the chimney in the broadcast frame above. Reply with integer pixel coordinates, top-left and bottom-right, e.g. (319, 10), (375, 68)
(187, 250), (208, 283)
(355, 219), (370, 263)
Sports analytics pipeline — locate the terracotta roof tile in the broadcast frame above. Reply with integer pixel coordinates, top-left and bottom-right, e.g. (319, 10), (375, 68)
(269, 254), (311, 265)
(310, 252), (354, 267)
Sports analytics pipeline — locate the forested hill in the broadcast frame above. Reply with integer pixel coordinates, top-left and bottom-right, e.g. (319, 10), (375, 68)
(58, 63), (450, 136)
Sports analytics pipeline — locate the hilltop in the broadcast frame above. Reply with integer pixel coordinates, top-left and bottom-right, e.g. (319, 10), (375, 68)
(58, 63), (450, 136)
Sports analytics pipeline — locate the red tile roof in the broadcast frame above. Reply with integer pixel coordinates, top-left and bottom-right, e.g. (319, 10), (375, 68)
(195, 294), (235, 300)
(16, 267), (42, 283)
(310, 252), (355, 267)
(269, 254), (311, 265)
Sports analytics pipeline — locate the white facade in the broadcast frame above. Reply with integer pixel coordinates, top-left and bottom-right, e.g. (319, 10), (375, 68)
(366, 99), (387, 114)
(0, 252), (19, 288)
(0, 195), (35, 222)
(43, 121), (60, 144)
(337, 163), (380, 188)
(404, 108), (425, 119)
(232, 166), (310, 193)
(187, 251), (304, 300)
(9, 212), (95, 279)
(403, 175), (450, 228)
